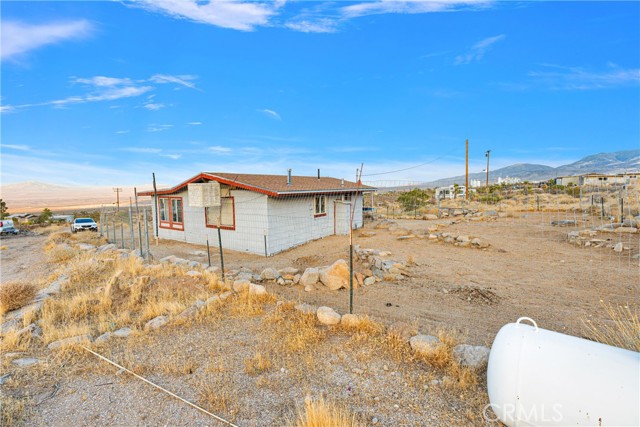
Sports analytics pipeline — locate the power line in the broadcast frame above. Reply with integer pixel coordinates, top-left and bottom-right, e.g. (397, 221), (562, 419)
(361, 147), (461, 177)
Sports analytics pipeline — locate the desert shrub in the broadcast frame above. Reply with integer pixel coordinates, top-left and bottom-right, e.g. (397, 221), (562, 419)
(583, 303), (640, 352)
(288, 396), (364, 427)
(0, 282), (36, 315)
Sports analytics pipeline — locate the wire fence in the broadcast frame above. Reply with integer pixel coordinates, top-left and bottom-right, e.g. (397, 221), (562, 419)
(97, 178), (639, 344)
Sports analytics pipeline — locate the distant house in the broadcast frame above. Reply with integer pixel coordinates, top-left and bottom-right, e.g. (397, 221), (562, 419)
(555, 173), (639, 187)
(6, 213), (37, 224)
(138, 172), (375, 255)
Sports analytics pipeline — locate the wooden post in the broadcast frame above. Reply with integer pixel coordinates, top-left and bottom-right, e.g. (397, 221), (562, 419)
(465, 139), (469, 200)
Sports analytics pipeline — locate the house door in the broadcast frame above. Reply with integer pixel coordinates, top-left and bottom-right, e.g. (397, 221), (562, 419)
(334, 201), (351, 235)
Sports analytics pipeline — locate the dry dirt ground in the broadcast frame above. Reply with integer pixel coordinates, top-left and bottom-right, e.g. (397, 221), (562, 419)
(146, 213), (639, 345)
(0, 215), (637, 427)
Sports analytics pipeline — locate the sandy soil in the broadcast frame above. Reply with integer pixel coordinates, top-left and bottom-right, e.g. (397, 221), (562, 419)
(146, 214), (639, 345)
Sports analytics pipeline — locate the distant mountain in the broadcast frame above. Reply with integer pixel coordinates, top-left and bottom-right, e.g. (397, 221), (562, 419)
(424, 149), (640, 188)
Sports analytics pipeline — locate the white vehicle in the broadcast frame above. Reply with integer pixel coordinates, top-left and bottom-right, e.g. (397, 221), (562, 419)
(71, 217), (98, 233)
(0, 219), (19, 235)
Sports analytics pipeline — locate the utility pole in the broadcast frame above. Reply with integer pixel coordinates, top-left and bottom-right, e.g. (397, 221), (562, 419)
(113, 187), (123, 212)
(485, 150), (491, 188)
(465, 139), (469, 200)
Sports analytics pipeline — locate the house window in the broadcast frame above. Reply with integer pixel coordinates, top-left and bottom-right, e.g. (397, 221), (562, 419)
(314, 195), (326, 217)
(343, 194), (352, 201)
(205, 197), (235, 230)
(158, 196), (183, 230)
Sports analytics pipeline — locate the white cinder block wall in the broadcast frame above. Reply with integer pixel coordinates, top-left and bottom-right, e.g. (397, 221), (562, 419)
(151, 191), (366, 256)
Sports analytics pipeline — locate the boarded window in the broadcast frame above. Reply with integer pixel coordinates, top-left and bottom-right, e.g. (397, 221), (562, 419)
(206, 197), (234, 228)
(314, 195), (326, 216)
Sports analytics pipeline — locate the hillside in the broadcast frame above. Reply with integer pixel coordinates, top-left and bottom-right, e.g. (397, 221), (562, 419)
(424, 149), (640, 188)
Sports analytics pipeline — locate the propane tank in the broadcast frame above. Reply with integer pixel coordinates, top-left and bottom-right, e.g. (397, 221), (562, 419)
(487, 317), (640, 426)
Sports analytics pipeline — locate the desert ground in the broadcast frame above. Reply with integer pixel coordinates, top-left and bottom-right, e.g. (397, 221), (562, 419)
(0, 208), (638, 426)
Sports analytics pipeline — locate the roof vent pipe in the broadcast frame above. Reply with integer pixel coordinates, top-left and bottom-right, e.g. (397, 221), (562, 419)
(287, 169), (292, 186)
(317, 169), (320, 180)
(341, 178), (344, 187)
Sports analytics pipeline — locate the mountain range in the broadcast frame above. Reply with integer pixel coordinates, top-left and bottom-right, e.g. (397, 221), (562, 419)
(424, 149), (640, 188)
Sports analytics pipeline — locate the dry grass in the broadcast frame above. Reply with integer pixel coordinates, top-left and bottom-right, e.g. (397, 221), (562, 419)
(583, 302), (640, 352)
(243, 352), (271, 376)
(288, 396), (364, 427)
(0, 328), (32, 352)
(197, 378), (239, 420)
(265, 303), (326, 354)
(0, 282), (37, 315)
(46, 245), (77, 263)
(1, 395), (28, 427)
(228, 291), (276, 317)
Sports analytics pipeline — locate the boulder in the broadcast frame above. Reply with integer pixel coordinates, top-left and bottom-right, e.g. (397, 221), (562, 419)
(453, 344), (490, 368)
(364, 276), (376, 286)
(294, 303), (317, 315)
(299, 268), (319, 287)
(177, 306), (198, 320)
(317, 306), (341, 325)
(424, 214), (438, 220)
(232, 279), (251, 293)
(409, 335), (440, 354)
(260, 268), (280, 281)
(185, 270), (202, 277)
(144, 316), (169, 331)
(293, 274), (301, 284)
(319, 259), (350, 291)
(47, 334), (93, 350)
(97, 243), (117, 253)
(304, 284), (315, 292)
(613, 242), (624, 253)
(95, 332), (112, 344)
(249, 283), (267, 296)
(12, 358), (40, 367)
(615, 227), (637, 234)
(279, 267), (299, 277)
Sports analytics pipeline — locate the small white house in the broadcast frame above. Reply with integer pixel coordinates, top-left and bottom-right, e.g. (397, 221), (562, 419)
(139, 172), (375, 255)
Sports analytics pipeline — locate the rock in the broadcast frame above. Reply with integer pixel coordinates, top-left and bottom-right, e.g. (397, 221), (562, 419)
(340, 313), (360, 328)
(95, 332), (112, 344)
(16, 323), (42, 339)
(37, 275), (67, 299)
(410, 335), (440, 354)
(12, 358), (40, 367)
(304, 284), (315, 292)
(219, 291), (233, 301)
(186, 270), (202, 277)
(456, 235), (470, 243)
(249, 283), (267, 296)
(112, 327), (132, 338)
(428, 234), (439, 240)
(47, 334), (93, 350)
(424, 214), (438, 220)
(4, 300), (44, 322)
(360, 231), (377, 237)
(551, 220), (577, 227)
(388, 322), (417, 342)
(97, 243), (117, 253)
(279, 267), (299, 277)
(483, 210), (497, 217)
(615, 227), (637, 234)
(177, 306), (198, 320)
(159, 255), (176, 263)
(622, 219), (638, 228)
(364, 277), (376, 286)
(0, 373), (11, 385)
(397, 235), (415, 240)
(613, 242), (624, 253)
(453, 344), (490, 368)
(299, 268), (319, 287)
(293, 274), (301, 284)
(355, 272), (365, 286)
(232, 279), (251, 293)
(192, 250), (207, 257)
(144, 316), (168, 331)
(188, 261), (201, 268)
(294, 303), (317, 315)
(260, 268), (280, 281)
(317, 306), (341, 325)
(276, 277), (286, 285)
(319, 259), (350, 290)
(1, 318), (21, 334)
(205, 295), (221, 306)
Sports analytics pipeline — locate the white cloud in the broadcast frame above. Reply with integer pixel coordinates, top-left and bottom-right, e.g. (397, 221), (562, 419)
(116, 130), (131, 134)
(528, 64), (640, 90)
(1, 20), (93, 61)
(122, 147), (162, 153)
(1, 144), (30, 151)
(147, 124), (173, 132)
(160, 154), (182, 160)
(144, 102), (166, 111)
(72, 76), (132, 87)
(209, 145), (232, 153)
(260, 108), (281, 120)
(187, 121), (202, 125)
(285, 19), (338, 33)
(0, 105), (15, 114)
(341, 0), (491, 18)
(131, 0), (283, 31)
(150, 74), (198, 90)
(454, 34), (505, 65)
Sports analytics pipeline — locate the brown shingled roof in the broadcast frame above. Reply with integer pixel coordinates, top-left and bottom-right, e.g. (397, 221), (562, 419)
(138, 172), (375, 197)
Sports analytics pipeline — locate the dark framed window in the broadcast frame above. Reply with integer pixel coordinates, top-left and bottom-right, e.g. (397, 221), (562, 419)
(314, 195), (326, 217)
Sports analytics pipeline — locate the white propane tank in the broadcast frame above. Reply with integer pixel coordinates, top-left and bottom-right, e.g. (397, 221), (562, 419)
(487, 317), (640, 427)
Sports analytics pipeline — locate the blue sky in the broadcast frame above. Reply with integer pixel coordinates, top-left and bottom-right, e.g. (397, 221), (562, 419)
(1, 0), (639, 187)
